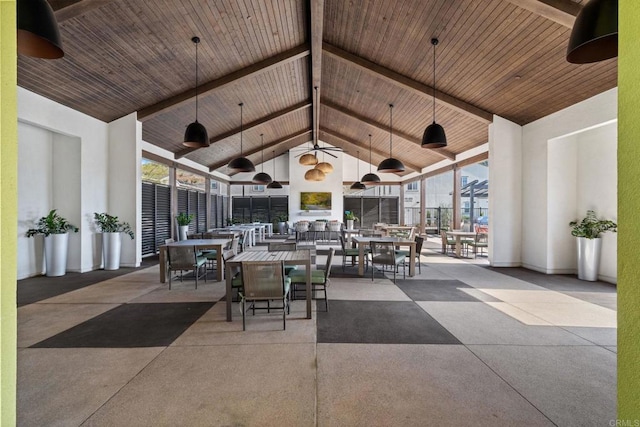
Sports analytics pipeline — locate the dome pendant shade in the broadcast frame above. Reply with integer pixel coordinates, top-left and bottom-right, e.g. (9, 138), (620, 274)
(183, 121), (209, 148)
(17, 0), (64, 59)
(315, 162), (334, 174)
(566, 0), (618, 64)
(304, 168), (326, 181)
(377, 158), (405, 173)
(267, 181), (283, 189)
(421, 122), (447, 148)
(267, 149), (282, 188)
(361, 172), (381, 185)
(299, 153), (319, 165)
(350, 181), (367, 190)
(228, 157), (255, 172)
(252, 172), (272, 184)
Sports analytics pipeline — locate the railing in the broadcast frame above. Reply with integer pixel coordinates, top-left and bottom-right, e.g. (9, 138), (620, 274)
(404, 207), (488, 234)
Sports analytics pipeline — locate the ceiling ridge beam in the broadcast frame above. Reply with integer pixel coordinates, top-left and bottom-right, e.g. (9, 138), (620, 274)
(309, 0), (325, 147)
(208, 130), (311, 171)
(138, 44), (310, 121)
(175, 101), (311, 159)
(323, 99), (455, 161)
(323, 43), (494, 124)
(504, 0), (581, 28)
(54, 0), (112, 21)
(319, 127), (421, 172)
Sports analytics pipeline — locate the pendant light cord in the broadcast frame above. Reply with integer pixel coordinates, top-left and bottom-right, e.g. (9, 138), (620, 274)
(193, 37), (200, 122)
(368, 134), (373, 172)
(272, 150), (277, 179)
(260, 134), (264, 172)
(432, 38), (438, 124)
(239, 103), (244, 156)
(389, 104), (394, 157)
(356, 150), (360, 177)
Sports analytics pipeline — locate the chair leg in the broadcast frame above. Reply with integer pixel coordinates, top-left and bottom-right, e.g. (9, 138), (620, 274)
(242, 299), (246, 331)
(283, 296), (286, 331)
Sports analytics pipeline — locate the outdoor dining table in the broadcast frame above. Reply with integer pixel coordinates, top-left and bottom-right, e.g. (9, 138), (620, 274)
(351, 236), (417, 277)
(159, 238), (231, 283)
(445, 230), (477, 257)
(224, 249), (312, 321)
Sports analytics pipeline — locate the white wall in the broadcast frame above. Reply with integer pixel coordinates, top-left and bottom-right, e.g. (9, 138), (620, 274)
(289, 143), (344, 222)
(521, 88), (618, 282)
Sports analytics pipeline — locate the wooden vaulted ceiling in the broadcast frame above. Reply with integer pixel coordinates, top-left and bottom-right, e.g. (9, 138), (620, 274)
(18, 0), (616, 178)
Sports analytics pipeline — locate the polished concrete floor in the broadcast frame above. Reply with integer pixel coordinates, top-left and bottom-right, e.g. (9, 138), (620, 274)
(17, 239), (616, 426)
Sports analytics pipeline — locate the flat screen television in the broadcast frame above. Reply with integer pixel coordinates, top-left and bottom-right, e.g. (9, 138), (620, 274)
(300, 192), (332, 210)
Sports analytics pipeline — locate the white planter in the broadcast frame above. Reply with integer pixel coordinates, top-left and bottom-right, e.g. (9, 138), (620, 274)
(346, 219), (354, 230)
(278, 222), (287, 235)
(577, 237), (602, 281)
(102, 232), (122, 270)
(178, 225), (189, 241)
(44, 233), (69, 277)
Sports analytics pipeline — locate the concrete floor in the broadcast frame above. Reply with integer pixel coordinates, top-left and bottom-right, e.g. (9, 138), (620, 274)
(17, 240), (616, 426)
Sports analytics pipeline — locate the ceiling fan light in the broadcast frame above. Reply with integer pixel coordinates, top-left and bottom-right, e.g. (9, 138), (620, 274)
(421, 122), (447, 149)
(377, 158), (405, 173)
(361, 172), (381, 185)
(350, 181), (367, 190)
(299, 153), (318, 166)
(252, 172), (273, 184)
(17, 0), (64, 59)
(267, 180), (283, 189)
(304, 168), (325, 181)
(183, 120), (209, 148)
(566, 0), (618, 64)
(228, 156), (255, 172)
(315, 162), (334, 174)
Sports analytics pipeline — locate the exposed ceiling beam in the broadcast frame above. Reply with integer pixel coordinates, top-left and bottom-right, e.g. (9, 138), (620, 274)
(138, 45), (310, 121)
(175, 101), (311, 159)
(53, 0), (112, 21)
(504, 0), (581, 28)
(319, 128), (421, 173)
(309, 0), (324, 146)
(323, 43), (494, 124)
(208, 130), (311, 171)
(323, 99), (456, 161)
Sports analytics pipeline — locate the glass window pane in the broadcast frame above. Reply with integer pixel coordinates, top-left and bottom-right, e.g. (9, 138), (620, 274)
(142, 158), (169, 184)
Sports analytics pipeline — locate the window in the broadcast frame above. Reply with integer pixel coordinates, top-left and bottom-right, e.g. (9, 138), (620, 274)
(210, 180), (218, 191)
(407, 182), (418, 191)
(141, 158), (169, 184)
(252, 185), (264, 192)
(463, 201), (470, 214)
(461, 176), (468, 187)
(176, 168), (206, 191)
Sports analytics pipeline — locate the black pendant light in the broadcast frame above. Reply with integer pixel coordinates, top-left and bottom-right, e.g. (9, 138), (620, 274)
(267, 150), (283, 189)
(422, 38), (447, 149)
(350, 150), (367, 190)
(183, 37), (209, 148)
(17, 0), (64, 59)
(566, 0), (618, 64)
(252, 134), (273, 184)
(361, 134), (381, 185)
(378, 104), (405, 173)
(228, 103), (256, 172)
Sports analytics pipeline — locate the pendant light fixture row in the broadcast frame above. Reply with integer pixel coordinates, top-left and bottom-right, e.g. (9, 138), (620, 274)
(304, 167), (325, 182)
(350, 150), (367, 190)
(377, 104), (405, 173)
(228, 103), (256, 172)
(566, 0), (618, 64)
(361, 134), (381, 185)
(313, 86), (334, 174)
(252, 134), (273, 184)
(17, 0), (64, 59)
(422, 38), (447, 149)
(183, 37), (210, 148)
(267, 150), (283, 189)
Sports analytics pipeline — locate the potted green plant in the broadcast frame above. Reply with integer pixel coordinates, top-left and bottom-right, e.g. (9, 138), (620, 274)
(176, 212), (194, 241)
(569, 210), (617, 281)
(93, 212), (134, 270)
(26, 209), (79, 277)
(345, 211), (358, 230)
(275, 214), (289, 235)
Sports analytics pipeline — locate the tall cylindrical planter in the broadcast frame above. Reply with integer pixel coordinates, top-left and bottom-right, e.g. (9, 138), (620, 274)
(577, 237), (602, 281)
(178, 225), (189, 241)
(44, 233), (69, 277)
(278, 222), (287, 235)
(102, 232), (122, 270)
(347, 219), (354, 230)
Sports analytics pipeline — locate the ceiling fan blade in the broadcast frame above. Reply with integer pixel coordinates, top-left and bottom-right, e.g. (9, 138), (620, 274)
(323, 150), (339, 158)
(321, 147), (343, 151)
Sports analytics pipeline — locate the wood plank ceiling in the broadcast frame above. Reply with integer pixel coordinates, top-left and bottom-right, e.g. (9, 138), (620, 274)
(18, 0), (616, 178)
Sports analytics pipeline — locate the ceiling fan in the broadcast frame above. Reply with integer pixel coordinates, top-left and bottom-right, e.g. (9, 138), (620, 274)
(294, 142), (343, 158)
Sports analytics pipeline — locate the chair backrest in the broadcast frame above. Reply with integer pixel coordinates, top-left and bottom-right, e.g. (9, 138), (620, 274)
(328, 221), (342, 232)
(476, 232), (488, 243)
(295, 222), (309, 232)
(339, 235), (347, 252)
(371, 241), (396, 264)
(268, 242), (297, 252)
(241, 261), (286, 299)
(312, 221), (326, 231)
(230, 236), (239, 255)
(324, 248), (335, 281)
(415, 236), (424, 254)
(360, 229), (375, 237)
(187, 233), (202, 240)
(440, 231), (449, 243)
(168, 246), (197, 269)
(165, 238), (175, 244)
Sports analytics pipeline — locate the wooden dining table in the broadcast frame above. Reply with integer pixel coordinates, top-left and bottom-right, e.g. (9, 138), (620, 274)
(445, 230), (477, 257)
(159, 238), (231, 283)
(224, 249), (312, 321)
(351, 236), (417, 277)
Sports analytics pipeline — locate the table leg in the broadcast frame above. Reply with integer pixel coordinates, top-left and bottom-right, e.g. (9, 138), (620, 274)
(216, 247), (223, 282)
(159, 246), (167, 283)
(358, 243), (365, 276)
(225, 262), (233, 321)
(409, 244), (416, 276)
(306, 261), (312, 319)
(455, 236), (462, 257)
